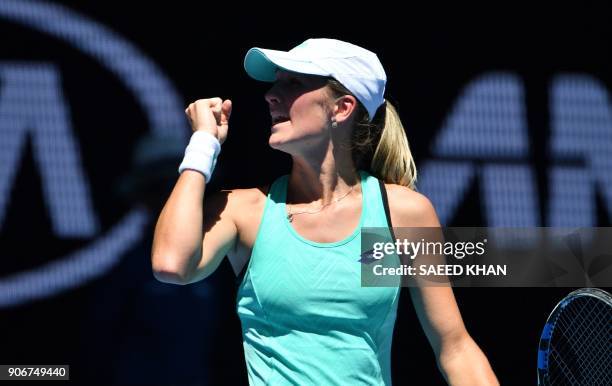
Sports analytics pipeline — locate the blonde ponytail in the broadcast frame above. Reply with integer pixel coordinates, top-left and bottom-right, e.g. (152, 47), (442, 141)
(370, 101), (417, 189)
(327, 79), (417, 189)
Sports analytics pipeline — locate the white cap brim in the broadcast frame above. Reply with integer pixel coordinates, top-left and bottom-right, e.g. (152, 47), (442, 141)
(244, 48), (329, 82)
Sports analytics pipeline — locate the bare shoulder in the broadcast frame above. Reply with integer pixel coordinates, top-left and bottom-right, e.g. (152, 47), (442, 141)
(225, 186), (268, 209)
(384, 184), (440, 227)
(205, 186), (268, 224)
(205, 186), (269, 276)
(208, 185), (269, 243)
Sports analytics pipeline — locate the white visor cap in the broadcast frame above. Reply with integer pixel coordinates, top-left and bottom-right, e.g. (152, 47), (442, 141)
(244, 38), (386, 121)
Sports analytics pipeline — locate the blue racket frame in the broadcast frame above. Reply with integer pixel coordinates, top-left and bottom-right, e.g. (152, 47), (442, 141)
(537, 287), (612, 386)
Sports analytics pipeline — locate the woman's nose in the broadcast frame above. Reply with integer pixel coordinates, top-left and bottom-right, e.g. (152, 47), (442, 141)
(265, 85), (280, 106)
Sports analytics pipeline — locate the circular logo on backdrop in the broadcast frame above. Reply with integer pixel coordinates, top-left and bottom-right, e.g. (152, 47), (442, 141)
(0, 0), (187, 307)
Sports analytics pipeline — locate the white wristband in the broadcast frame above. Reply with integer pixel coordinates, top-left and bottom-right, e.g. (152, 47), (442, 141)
(178, 131), (221, 182)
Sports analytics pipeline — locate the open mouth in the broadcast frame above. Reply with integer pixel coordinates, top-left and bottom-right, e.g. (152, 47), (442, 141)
(271, 114), (290, 125)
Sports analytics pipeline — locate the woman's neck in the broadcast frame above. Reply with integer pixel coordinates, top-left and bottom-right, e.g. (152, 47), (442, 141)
(288, 152), (360, 206)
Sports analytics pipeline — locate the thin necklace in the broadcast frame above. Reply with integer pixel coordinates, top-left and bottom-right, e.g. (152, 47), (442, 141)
(287, 184), (356, 222)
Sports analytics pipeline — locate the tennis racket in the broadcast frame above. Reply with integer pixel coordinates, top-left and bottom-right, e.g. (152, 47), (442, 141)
(537, 288), (612, 385)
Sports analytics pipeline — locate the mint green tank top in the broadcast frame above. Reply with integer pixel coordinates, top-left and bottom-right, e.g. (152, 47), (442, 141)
(236, 170), (400, 385)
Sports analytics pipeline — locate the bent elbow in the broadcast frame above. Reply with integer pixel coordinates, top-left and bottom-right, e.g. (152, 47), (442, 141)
(152, 268), (189, 285)
(151, 255), (192, 285)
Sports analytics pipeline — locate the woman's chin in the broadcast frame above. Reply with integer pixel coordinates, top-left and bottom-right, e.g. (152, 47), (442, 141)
(268, 135), (294, 152)
(268, 135), (283, 149)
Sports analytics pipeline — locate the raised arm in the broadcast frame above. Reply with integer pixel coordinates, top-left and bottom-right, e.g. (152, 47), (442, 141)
(386, 185), (499, 386)
(151, 98), (237, 285)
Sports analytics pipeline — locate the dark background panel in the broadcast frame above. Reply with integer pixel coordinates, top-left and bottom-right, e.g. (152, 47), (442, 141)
(0, 2), (610, 385)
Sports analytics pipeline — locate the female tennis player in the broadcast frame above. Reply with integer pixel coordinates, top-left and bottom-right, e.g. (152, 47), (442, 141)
(152, 38), (498, 385)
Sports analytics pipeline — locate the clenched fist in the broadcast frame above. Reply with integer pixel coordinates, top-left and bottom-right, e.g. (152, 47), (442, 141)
(185, 98), (232, 144)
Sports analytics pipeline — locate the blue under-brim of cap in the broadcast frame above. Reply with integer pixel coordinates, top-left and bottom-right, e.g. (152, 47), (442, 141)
(244, 47), (329, 82)
(244, 48), (279, 82)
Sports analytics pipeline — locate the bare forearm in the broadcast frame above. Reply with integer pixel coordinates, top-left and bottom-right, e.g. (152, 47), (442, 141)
(152, 170), (206, 282)
(438, 335), (499, 386)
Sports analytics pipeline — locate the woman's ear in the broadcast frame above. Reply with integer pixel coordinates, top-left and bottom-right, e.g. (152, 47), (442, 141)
(333, 95), (358, 124)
